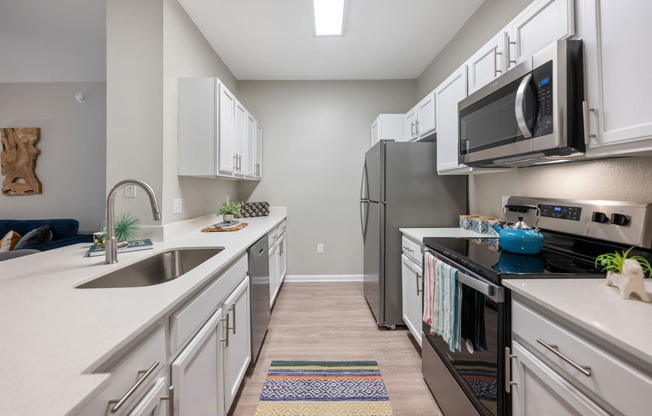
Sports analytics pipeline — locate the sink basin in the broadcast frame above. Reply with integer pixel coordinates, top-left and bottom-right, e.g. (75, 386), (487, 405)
(77, 247), (224, 288)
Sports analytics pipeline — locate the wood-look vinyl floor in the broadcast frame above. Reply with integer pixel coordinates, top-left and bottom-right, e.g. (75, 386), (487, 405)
(229, 282), (443, 416)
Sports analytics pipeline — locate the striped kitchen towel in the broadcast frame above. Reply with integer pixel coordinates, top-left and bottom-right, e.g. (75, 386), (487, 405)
(426, 255), (462, 352)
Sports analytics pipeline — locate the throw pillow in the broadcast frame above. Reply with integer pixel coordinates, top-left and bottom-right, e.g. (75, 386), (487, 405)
(14, 225), (52, 250)
(0, 230), (22, 252)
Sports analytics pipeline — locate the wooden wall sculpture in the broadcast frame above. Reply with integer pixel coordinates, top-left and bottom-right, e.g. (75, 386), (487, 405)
(0, 127), (42, 195)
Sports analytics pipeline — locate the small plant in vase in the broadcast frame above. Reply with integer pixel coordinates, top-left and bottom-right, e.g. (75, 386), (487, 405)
(217, 201), (241, 222)
(595, 247), (651, 301)
(114, 213), (141, 242)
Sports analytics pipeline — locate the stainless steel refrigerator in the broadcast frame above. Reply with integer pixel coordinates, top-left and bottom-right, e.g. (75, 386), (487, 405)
(360, 140), (467, 328)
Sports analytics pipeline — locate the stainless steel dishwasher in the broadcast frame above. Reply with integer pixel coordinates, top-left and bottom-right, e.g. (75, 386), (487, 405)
(248, 234), (270, 363)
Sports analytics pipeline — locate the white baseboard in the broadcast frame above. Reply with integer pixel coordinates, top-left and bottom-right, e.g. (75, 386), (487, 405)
(285, 274), (363, 283)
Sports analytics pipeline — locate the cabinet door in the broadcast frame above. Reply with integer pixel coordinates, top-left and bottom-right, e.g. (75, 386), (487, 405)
(467, 33), (507, 94)
(511, 342), (609, 416)
(218, 84), (236, 175)
(223, 278), (251, 411)
(245, 113), (257, 178)
(255, 123), (263, 178)
(127, 377), (169, 416)
(416, 92), (436, 138)
(584, 0), (652, 154)
(171, 308), (225, 416)
(234, 101), (247, 177)
(435, 65), (468, 173)
(278, 233), (287, 283)
(506, 0), (575, 70)
(401, 254), (422, 347)
(404, 106), (418, 141)
(269, 242), (280, 307)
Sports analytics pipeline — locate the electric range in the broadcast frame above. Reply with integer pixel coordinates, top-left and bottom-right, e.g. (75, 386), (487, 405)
(421, 196), (652, 416)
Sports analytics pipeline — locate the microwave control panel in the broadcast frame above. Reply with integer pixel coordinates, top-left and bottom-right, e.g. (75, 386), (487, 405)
(539, 204), (582, 221)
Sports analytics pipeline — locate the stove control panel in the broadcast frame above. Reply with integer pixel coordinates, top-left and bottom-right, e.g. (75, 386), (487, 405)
(505, 196), (652, 249)
(539, 204), (582, 221)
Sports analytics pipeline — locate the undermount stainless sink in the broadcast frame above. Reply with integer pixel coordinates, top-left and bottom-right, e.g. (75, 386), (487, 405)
(77, 247), (224, 289)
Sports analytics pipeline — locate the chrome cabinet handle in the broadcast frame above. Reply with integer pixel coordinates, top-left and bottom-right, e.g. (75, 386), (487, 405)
(582, 101), (597, 145)
(220, 316), (229, 347)
(506, 36), (517, 68)
(416, 272), (422, 296)
(537, 338), (592, 377)
(230, 304), (236, 335)
(233, 155), (238, 171)
(515, 73), (533, 138)
(403, 246), (414, 253)
(494, 50), (503, 77)
(110, 361), (160, 413)
(161, 385), (175, 416)
(415, 119), (420, 137)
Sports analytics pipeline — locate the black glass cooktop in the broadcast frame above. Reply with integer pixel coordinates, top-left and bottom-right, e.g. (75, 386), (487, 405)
(423, 235), (605, 284)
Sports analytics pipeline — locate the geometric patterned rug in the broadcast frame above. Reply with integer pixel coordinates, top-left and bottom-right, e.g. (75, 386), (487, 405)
(254, 361), (394, 416)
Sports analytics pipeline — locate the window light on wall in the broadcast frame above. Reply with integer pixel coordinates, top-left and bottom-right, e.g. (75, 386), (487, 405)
(313, 0), (347, 36)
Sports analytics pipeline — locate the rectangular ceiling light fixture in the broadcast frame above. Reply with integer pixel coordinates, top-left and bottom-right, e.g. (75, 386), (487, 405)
(313, 0), (346, 36)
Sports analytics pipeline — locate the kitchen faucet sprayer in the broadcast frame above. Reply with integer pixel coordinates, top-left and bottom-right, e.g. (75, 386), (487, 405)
(105, 179), (161, 264)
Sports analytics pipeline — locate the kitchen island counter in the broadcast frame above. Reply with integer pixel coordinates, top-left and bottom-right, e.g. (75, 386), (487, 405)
(0, 208), (286, 416)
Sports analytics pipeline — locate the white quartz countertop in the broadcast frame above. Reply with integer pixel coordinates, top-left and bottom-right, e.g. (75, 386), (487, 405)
(0, 208), (287, 416)
(504, 278), (652, 370)
(399, 227), (485, 242)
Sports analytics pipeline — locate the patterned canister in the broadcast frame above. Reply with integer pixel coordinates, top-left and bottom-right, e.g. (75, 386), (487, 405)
(459, 214), (478, 230)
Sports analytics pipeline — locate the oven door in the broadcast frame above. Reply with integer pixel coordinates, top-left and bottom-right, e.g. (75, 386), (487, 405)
(422, 248), (510, 416)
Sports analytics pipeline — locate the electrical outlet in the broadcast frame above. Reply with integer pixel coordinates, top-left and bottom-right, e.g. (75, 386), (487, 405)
(173, 198), (183, 214)
(124, 185), (136, 198)
(317, 243), (324, 254)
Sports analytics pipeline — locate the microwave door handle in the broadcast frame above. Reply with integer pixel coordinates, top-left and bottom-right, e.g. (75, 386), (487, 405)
(515, 73), (533, 138)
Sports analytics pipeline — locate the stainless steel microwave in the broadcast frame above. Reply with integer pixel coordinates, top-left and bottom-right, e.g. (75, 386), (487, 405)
(459, 39), (585, 167)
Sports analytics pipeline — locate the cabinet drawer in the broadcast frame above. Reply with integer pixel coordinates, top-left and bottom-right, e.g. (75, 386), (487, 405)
(267, 220), (286, 247)
(169, 254), (248, 353)
(512, 300), (652, 415)
(401, 236), (421, 264)
(80, 326), (166, 416)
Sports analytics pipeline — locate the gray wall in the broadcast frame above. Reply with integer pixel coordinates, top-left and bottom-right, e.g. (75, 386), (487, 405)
(237, 80), (416, 277)
(417, 0), (533, 98)
(0, 82), (106, 232)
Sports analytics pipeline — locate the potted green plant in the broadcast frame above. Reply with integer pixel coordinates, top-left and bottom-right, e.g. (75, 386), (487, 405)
(113, 213), (141, 242)
(595, 247), (651, 301)
(217, 201), (241, 221)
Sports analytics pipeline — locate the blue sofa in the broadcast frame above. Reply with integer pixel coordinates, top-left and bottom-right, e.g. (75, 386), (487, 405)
(0, 219), (92, 252)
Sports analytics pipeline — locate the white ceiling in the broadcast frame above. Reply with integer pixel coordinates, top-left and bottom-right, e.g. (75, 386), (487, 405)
(178, 0), (485, 81)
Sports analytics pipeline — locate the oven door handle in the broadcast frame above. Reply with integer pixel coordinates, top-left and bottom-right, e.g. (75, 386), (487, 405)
(456, 270), (504, 303)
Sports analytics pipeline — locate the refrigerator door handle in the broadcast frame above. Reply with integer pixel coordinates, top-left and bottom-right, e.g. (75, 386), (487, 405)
(360, 163), (369, 201)
(360, 200), (369, 241)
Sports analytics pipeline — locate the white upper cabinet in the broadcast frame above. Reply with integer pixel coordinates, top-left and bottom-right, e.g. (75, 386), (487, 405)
(404, 92), (436, 142)
(466, 32), (507, 95)
(370, 114), (404, 147)
(583, 0), (652, 156)
(506, 0), (575, 71)
(178, 77), (262, 180)
(435, 65), (469, 174)
(256, 123), (263, 178)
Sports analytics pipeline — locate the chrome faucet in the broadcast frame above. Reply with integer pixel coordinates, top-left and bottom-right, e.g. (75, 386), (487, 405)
(105, 179), (161, 264)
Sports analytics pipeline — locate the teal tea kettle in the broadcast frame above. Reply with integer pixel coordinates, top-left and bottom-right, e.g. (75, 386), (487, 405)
(491, 205), (544, 255)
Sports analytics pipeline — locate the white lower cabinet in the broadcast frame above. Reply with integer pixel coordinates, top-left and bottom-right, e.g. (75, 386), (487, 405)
(278, 232), (287, 283)
(171, 308), (225, 416)
(510, 297), (652, 416)
(222, 277), (251, 410)
(269, 225), (287, 308)
(269, 239), (280, 307)
(400, 253), (422, 347)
